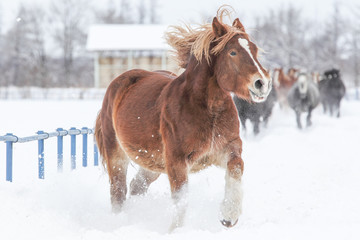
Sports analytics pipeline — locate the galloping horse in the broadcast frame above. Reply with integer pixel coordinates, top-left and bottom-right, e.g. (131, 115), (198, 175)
(95, 9), (271, 230)
(287, 73), (320, 129)
(233, 87), (277, 135)
(273, 68), (299, 108)
(319, 69), (346, 117)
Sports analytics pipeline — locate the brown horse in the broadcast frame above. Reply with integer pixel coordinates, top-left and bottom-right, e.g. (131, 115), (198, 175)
(95, 10), (271, 230)
(273, 68), (299, 108)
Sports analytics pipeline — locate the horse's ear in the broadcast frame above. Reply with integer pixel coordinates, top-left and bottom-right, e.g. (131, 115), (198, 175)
(232, 18), (245, 32)
(212, 17), (227, 38)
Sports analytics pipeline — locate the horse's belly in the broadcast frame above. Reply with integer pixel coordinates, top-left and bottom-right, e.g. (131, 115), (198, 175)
(116, 124), (166, 173)
(131, 150), (166, 173)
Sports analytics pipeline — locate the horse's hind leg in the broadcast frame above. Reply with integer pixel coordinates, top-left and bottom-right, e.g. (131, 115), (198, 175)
(107, 146), (129, 213)
(130, 167), (160, 196)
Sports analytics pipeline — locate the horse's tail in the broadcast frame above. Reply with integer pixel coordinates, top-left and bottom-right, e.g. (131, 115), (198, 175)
(95, 112), (106, 168)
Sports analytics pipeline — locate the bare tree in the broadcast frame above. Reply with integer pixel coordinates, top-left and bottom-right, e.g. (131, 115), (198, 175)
(97, 0), (160, 24)
(97, 0), (134, 24)
(49, 0), (89, 87)
(26, 5), (50, 88)
(96, 0), (119, 24)
(138, 0), (146, 24)
(253, 5), (309, 69)
(119, 0), (133, 23)
(149, 0), (159, 23)
(349, 5), (360, 98)
(1, 4), (50, 90)
(318, 3), (346, 69)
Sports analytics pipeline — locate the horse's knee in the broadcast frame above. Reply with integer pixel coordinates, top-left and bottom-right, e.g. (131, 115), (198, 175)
(227, 157), (244, 180)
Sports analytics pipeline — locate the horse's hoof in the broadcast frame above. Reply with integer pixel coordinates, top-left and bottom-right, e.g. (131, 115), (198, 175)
(220, 219), (238, 228)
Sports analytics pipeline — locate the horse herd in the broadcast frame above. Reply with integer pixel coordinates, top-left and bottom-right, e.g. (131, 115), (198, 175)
(94, 7), (347, 231)
(234, 67), (346, 133)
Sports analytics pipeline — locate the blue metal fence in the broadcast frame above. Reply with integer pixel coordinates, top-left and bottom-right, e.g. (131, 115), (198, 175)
(0, 127), (99, 182)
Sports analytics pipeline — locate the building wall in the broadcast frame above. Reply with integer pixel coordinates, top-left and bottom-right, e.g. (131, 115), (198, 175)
(96, 52), (181, 88)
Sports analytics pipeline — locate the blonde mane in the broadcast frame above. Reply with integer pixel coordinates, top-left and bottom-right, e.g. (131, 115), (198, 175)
(165, 7), (247, 68)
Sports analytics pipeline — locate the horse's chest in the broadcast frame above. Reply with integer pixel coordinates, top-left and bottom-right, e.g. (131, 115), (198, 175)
(209, 124), (229, 150)
(193, 119), (234, 159)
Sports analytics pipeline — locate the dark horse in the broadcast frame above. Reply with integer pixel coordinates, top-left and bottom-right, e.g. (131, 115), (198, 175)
(319, 69), (346, 117)
(287, 73), (320, 129)
(95, 9), (271, 230)
(233, 87), (277, 135)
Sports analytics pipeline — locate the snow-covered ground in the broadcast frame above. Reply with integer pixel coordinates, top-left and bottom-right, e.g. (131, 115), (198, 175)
(0, 99), (359, 240)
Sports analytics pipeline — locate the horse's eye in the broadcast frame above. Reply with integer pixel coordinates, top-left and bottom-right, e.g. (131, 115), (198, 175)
(230, 51), (236, 56)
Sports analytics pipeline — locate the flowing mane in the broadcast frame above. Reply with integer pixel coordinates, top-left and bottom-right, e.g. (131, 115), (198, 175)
(165, 8), (247, 68)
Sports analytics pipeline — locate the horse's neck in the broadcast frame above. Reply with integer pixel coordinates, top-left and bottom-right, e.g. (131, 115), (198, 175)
(183, 56), (212, 91)
(181, 56), (229, 111)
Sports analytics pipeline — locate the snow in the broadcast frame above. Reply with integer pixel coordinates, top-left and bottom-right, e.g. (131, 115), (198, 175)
(1, 99), (360, 239)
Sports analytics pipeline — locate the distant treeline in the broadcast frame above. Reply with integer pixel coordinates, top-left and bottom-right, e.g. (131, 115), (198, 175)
(0, 1), (359, 89)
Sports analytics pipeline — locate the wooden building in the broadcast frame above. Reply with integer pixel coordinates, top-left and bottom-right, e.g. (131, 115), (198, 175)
(86, 24), (180, 88)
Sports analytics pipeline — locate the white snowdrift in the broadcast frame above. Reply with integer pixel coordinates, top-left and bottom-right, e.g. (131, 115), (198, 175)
(0, 99), (359, 240)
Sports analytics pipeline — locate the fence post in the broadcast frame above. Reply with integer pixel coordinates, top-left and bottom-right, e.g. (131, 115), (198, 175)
(5, 133), (14, 182)
(82, 127), (88, 167)
(56, 128), (64, 172)
(70, 127), (76, 170)
(37, 131), (45, 179)
(94, 142), (99, 166)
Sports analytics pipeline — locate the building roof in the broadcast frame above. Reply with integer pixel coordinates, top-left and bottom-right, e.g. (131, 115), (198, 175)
(86, 24), (170, 51)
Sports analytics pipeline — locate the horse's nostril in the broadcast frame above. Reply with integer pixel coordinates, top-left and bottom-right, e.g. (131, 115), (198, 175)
(254, 79), (264, 90)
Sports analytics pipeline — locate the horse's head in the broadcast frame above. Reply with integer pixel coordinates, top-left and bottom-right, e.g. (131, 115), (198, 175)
(212, 17), (272, 103)
(324, 69), (340, 80)
(297, 73), (308, 99)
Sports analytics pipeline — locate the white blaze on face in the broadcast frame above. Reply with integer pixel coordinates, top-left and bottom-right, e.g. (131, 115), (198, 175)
(238, 38), (269, 83)
(298, 74), (308, 95)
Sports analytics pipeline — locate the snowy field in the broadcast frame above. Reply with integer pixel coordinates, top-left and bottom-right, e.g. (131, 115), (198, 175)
(0, 99), (360, 240)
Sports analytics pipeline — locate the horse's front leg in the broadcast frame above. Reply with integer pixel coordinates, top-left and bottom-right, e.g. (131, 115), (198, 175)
(306, 107), (313, 127)
(220, 149), (244, 227)
(336, 100), (341, 118)
(295, 110), (302, 129)
(166, 152), (189, 231)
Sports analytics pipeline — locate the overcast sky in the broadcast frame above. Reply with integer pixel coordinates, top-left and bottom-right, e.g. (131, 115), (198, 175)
(0, 0), (359, 31)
